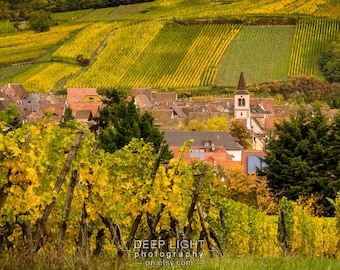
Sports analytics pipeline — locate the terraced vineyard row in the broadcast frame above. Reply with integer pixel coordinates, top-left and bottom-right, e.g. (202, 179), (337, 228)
(247, 0), (328, 16)
(5, 63), (80, 92)
(288, 19), (340, 76)
(65, 21), (165, 89)
(116, 23), (203, 89)
(0, 23), (88, 65)
(29, 0), (340, 24)
(313, 0), (340, 19)
(160, 24), (240, 87)
(50, 9), (94, 22)
(125, 0), (333, 21)
(52, 22), (118, 60)
(66, 23), (241, 89)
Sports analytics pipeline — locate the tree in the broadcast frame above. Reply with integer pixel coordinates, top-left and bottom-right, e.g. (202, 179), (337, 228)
(205, 116), (229, 131)
(319, 37), (340, 83)
(29, 9), (52, 32)
(93, 90), (173, 161)
(180, 119), (205, 131)
(59, 106), (78, 129)
(0, 103), (22, 133)
(181, 117), (230, 132)
(0, 1), (10, 19)
(260, 106), (340, 215)
(229, 119), (252, 149)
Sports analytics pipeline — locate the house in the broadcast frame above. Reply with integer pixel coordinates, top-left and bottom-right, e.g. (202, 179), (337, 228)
(164, 130), (243, 168)
(1, 83), (28, 107)
(66, 88), (103, 123)
(134, 94), (153, 111)
(74, 110), (93, 123)
(213, 72), (274, 150)
(22, 103), (65, 124)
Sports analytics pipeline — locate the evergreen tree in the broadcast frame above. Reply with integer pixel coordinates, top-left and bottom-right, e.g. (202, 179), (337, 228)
(319, 37), (340, 83)
(59, 106), (77, 129)
(260, 106), (339, 215)
(93, 90), (173, 160)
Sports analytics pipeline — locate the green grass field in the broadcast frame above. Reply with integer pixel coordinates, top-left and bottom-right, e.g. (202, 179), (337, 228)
(216, 25), (295, 86)
(1, 253), (340, 270)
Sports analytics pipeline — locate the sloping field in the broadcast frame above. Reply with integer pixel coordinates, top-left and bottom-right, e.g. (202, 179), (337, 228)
(1, 63), (81, 92)
(50, 9), (94, 22)
(289, 19), (340, 76)
(0, 1), (340, 91)
(63, 0), (338, 22)
(65, 22), (241, 89)
(0, 23), (88, 65)
(313, 0), (340, 19)
(75, 4), (153, 21)
(215, 25), (295, 86)
(52, 22), (118, 60)
(65, 21), (165, 89)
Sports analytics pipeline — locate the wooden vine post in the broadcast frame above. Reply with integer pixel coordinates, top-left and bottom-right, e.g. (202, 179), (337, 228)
(34, 127), (84, 252)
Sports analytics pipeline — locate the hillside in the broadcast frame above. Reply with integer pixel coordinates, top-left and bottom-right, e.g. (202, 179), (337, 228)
(0, 0), (340, 91)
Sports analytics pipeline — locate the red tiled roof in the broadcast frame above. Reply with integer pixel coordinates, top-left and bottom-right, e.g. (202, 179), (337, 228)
(39, 104), (65, 116)
(67, 88), (100, 103)
(69, 103), (102, 117)
(2, 83), (27, 104)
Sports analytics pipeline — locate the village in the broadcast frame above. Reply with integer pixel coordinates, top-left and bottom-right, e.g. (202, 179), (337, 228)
(1, 72), (337, 175)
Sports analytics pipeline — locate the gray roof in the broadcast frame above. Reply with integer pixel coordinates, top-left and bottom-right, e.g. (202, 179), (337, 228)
(164, 130), (242, 150)
(171, 106), (187, 118)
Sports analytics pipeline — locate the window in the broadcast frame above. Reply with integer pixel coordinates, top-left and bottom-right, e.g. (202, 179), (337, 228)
(203, 141), (211, 146)
(247, 156), (267, 174)
(189, 149), (205, 160)
(238, 97), (245, 106)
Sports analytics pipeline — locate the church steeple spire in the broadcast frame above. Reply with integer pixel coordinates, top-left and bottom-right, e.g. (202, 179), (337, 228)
(233, 72), (250, 128)
(237, 71), (246, 90)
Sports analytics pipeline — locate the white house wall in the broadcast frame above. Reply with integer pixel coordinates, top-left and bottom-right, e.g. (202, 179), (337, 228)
(226, 150), (242, 161)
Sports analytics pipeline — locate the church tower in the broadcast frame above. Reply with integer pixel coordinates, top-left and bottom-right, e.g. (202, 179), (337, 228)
(234, 72), (251, 128)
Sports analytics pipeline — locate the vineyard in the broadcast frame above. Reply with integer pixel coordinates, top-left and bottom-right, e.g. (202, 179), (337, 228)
(52, 22), (118, 61)
(13, 63), (81, 93)
(0, 23), (88, 66)
(0, 122), (339, 264)
(64, 23), (240, 89)
(216, 25), (295, 86)
(0, 0), (339, 90)
(2, 19), (339, 91)
(288, 18), (340, 76)
(80, 0), (336, 22)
